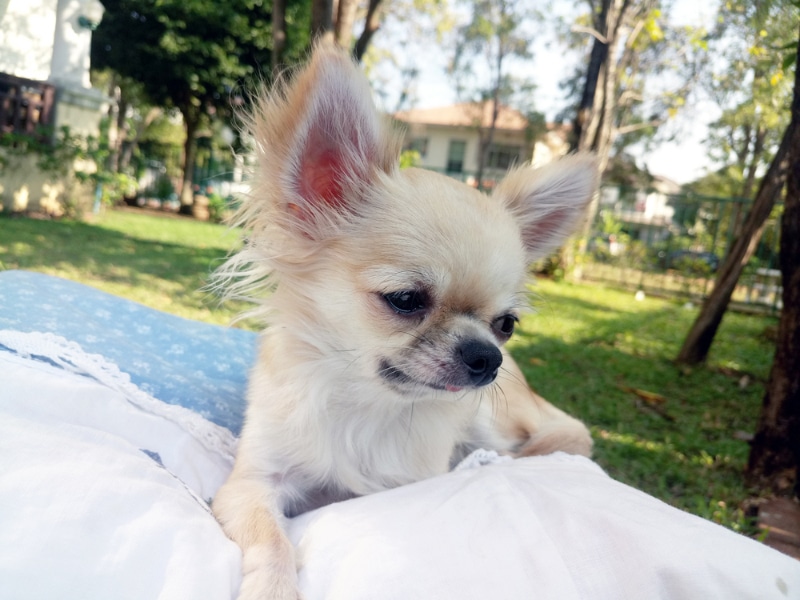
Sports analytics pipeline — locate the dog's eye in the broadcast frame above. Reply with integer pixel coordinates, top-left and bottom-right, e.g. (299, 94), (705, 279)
(493, 314), (518, 339)
(383, 290), (428, 315)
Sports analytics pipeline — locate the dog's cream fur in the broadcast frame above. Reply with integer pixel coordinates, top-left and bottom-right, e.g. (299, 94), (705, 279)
(212, 44), (598, 600)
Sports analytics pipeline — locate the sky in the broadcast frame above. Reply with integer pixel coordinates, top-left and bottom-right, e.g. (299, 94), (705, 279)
(379, 0), (721, 185)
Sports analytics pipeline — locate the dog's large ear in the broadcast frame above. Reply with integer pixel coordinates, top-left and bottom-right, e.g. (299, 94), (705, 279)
(493, 154), (598, 262)
(258, 43), (400, 233)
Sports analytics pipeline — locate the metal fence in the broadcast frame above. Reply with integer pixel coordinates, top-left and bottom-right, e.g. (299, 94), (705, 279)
(579, 186), (783, 314)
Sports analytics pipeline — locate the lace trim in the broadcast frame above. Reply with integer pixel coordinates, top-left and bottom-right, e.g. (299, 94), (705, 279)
(454, 448), (604, 473)
(0, 329), (238, 462)
(454, 449), (513, 470)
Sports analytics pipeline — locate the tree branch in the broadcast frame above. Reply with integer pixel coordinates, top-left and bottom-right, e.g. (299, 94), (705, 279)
(353, 0), (383, 62)
(614, 119), (664, 136)
(570, 24), (608, 44)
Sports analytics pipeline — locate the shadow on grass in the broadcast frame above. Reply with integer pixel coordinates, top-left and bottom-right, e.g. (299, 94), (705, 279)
(1, 216), (230, 293)
(0, 214), (251, 325)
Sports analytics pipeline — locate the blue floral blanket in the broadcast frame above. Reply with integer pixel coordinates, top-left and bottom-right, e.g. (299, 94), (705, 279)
(0, 270), (254, 434)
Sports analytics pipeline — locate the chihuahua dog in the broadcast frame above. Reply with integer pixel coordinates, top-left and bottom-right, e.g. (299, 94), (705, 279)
(212, 43), (597, 600)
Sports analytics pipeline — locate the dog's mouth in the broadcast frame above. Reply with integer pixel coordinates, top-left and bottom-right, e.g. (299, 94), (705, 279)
(378, 358), (493, 394)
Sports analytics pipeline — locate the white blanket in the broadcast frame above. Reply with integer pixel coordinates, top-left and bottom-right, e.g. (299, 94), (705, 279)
(1, 330), (799, 600)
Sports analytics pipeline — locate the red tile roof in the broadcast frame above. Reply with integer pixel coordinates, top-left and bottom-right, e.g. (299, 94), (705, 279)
(394, 102), (529, 131)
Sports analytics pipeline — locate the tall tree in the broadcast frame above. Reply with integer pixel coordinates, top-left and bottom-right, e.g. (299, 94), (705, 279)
(312, 0), (386, 62)
(559, 0), (703, 268)
(272, 0), (287, 76)
(570, 0), (634, 159)
(448, 0), (534, 190)
(676, 1), (799, 365)
(312, 0), (334, 40)
(702, 0), (794, 203)
(747, 21), (800, 496)
(357, 0), (455, 111)
(92, 0), (309, 209)
(353, 0), (385, 61)
(567, 0), (702, 173)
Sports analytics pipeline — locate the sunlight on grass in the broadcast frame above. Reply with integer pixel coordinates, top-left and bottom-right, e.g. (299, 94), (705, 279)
(595, 428), (754, 532)
(4, 241), (35, 260)
(513, 276), (777, 533)
(0, 210), (249, 326)
(597, 429), (739, 472)
(596, 429), (667, 453)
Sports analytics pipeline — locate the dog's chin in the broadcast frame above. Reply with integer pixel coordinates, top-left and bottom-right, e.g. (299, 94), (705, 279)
(377, 358), (486, 396)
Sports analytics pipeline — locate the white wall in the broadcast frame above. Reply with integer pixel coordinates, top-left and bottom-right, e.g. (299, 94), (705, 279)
(0, 150), (94, 215)
(0, 0), (103, 89)
(421, 126), (479, 172)
(0, 0), (58, 81)
(408, 124), (533, 175)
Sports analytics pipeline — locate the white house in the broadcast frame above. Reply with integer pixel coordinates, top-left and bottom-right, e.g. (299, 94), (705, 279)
(393, 103), (569, 188)
(0, 0), (107, 214)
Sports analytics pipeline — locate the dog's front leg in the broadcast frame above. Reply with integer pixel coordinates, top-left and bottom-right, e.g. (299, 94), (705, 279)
(477, 348), (594, 458)
(213, 474), (301, 600)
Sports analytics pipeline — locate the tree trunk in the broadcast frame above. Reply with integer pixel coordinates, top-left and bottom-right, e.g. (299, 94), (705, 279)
(674, 127), (797, 365)
(105, 78), (125, 174)
(476, 44), (504, 192)
(741, 124), (766, 201)
(746, 130), (800, 497)
(570, 0), (635, 260)
(570, 0), (611, 152)
(592, 27), (621, 174)
(476, 99), (499, 192)
(353, 0), (383, 62)
(676, 24), (800, 366)
(334, 0), (358, 49)
(271, 0), (286, 78)
(179, 106), (201, 212)
(311, 0), (334, 42)
(119, 106), (161, 172)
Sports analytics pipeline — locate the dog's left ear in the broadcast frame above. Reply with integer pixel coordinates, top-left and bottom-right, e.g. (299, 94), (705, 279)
(493, 154), (598, 262)
(281, 44), (400, 230)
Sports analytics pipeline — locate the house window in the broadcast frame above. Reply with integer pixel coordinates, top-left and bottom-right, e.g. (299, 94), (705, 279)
(404, 137), (428, 158)
(486, 144), (522, 170)
(447, 140), (466, 173)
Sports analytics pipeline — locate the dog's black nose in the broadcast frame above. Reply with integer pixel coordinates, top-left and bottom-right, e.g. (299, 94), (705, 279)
(458, 340), (502, 386)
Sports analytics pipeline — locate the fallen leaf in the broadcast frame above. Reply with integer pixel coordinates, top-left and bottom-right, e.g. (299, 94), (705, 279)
(633, 398), (676, 422)
(619, 385), (667, 405)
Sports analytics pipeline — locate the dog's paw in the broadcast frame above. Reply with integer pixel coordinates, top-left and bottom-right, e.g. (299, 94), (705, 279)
(237, 545), (303, 600)
(519, 420), (594, 458)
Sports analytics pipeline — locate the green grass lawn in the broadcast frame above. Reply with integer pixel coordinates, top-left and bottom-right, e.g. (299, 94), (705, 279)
(0, 208), (778, 533)
(512, 280), (776, 533)
(0, 208), (245, 325)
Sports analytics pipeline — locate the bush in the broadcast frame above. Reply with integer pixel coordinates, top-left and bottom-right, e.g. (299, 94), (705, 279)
(206, 193), (229, 223)
(153, 174), (175, 201)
